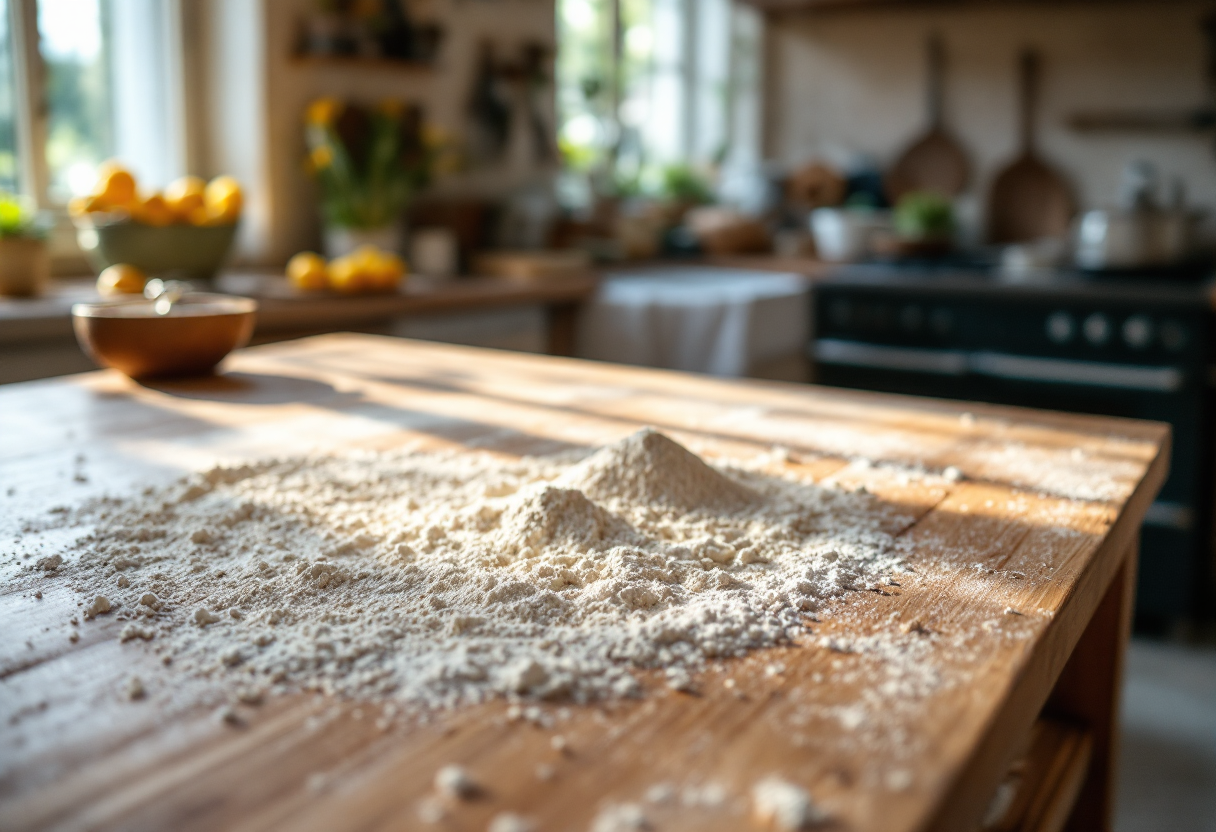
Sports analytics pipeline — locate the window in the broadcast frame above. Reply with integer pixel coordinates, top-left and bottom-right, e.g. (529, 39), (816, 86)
(0, 0), (20, 194)
(39, 0), (114, 201)
(556, 0), (762, 196)
(3, 0), (184, 211)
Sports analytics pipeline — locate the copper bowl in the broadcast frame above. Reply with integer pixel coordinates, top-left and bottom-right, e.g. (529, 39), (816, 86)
(72, 293), (257, 379)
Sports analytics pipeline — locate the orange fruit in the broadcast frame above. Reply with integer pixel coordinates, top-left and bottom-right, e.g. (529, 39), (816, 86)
(186, 205), (224, 226)
(203, 175), (243, 223)
(94, 161), (137, 208)
(134, 193), (175, 227)
(363, 248), (406, 291)
(96, 264), (147, 297)
(164, 175), (206, 220)
(287, 252), (329, 291)
(326, 254), (369, 294)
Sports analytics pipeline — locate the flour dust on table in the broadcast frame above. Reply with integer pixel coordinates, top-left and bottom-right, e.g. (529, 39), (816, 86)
(29, 429), (912, 710)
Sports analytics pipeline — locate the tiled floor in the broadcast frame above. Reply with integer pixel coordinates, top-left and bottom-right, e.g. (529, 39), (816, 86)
(1116, 638), (1216, 832)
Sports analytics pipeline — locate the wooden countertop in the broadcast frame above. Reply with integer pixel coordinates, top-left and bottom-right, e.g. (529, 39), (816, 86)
(0, 335), (1168, 832)
(0, 271), (599, 345)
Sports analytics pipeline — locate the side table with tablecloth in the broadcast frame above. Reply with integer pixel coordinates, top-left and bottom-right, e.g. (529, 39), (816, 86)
(576, 267), (810, 378)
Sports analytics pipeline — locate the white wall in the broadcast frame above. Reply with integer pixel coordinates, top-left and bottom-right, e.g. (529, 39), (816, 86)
(765, 2), (1216, 229)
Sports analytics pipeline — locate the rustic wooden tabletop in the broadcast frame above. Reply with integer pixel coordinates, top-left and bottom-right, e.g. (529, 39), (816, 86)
(0, 334), (1168, 832)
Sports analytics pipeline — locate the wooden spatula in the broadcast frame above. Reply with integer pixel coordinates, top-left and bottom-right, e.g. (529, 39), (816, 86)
(987, 49), (1075, 244)
(886, 34), (970, 201)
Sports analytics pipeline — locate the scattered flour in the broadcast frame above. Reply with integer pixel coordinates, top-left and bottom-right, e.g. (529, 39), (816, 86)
(37, 429), (904, 709)
(751, 776), (824, 830)
(590, 802), (649, 832)
(487, 812), (536, 832)
(434, 764), (480, 799)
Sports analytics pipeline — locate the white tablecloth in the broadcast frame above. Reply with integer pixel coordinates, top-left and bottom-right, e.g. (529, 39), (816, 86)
(577, 267), (809, 377)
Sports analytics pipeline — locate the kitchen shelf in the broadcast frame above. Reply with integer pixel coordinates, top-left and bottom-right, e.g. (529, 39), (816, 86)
(289, 54), (436, 73)
(743, 0), (1179, 13)
(980, 718), (1093, 832)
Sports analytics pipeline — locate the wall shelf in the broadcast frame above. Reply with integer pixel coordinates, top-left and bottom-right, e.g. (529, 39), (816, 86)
(289, 54), (436, 73)
(742, 0), (1173, 13)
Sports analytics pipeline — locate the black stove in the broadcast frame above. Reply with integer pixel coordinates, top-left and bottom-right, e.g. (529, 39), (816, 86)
(810, 263), (1215, 632)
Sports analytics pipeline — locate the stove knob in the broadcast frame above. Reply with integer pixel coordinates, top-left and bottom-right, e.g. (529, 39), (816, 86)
(1046, 311), (1074, 344)
(1122, 315), (1153, 349)
(1160, 319), (1188, 352)
(1083, 313), (1111, 345)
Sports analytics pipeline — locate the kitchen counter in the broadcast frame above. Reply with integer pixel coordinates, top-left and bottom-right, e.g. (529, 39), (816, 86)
(0, 271), (598, 383)
(0, 334), (1168, 832)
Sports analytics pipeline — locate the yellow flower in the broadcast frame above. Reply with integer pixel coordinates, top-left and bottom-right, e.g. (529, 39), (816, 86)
(306, 97), (343, 127)
(422, 122), (448, 148)
(433, 148), (462, 177)
(378, 99), (405, 119)
(309, 145), (334, 172)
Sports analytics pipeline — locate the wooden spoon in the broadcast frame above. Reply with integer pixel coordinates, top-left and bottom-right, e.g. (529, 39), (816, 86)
(987, 49), (1075, 244)
(886, 35), (970, 201)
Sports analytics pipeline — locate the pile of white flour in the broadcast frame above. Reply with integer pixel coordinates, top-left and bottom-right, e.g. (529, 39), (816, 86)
(50, 429), (904, 708)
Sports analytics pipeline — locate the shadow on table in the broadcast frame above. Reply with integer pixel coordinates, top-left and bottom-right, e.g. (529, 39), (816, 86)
(138, 372), (356, 406)
(117, 369), (590, 457)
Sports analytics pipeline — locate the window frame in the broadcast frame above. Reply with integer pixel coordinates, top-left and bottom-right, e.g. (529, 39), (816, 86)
(4, 0), (191, 272)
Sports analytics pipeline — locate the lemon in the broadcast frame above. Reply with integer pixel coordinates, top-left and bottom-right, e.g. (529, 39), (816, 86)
(365, 249), (406, 291)
(287, 252), (329, 291)
(134, 193), (175, 227)
(350, 245), (381, 269)
(164, 175), (206, 220)
(187, 205), (225, 227)
(69, 195), (111, 215)
(96, 264), (147, 297)
(326, 254), (368, 294)
(93, 161), (137, 208)
(203, 175), (243, 223)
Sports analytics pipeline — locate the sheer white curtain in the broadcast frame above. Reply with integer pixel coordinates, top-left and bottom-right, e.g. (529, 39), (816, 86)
(108, 0), (185, 191)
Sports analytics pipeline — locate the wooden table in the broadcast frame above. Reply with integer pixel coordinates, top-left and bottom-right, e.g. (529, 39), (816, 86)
(0, 335), (1169, 832)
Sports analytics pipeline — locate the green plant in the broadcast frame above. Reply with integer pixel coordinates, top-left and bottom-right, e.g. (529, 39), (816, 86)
(304, 98), (455, 230)
(660, 164), (714, 205)
(894, 191), (954, 240)
(0, 193), (49, 239)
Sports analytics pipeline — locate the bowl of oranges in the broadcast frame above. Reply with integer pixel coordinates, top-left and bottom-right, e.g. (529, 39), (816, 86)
(286, 246), (407, 295)
(71, 161), (244, 284)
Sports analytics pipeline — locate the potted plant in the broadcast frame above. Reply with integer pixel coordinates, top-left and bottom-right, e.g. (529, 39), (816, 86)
(305, 97), (453, 258)
(0, 193), (52, 297)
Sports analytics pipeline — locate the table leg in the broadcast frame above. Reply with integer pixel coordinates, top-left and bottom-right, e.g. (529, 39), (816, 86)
(1045, 539), (1139, 832)
(545, 302), (580, 357)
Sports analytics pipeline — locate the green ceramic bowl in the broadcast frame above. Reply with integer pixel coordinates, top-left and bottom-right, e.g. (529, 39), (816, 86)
(74, 216), (239, 284)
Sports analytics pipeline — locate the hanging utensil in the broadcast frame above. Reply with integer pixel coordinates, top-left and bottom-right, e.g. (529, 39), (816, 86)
(986, 49), (1075, 244)
(886, 34), (970, 201)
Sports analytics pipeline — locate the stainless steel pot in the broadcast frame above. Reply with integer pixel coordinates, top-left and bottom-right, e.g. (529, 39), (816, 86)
(1074, 208), (1195, 270)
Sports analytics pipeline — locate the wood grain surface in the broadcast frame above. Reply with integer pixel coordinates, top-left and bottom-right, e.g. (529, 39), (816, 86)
(0, 334), (1169, 832)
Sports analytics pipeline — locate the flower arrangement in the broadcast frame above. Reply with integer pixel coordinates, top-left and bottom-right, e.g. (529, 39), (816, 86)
(304, 97), (455, 231)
